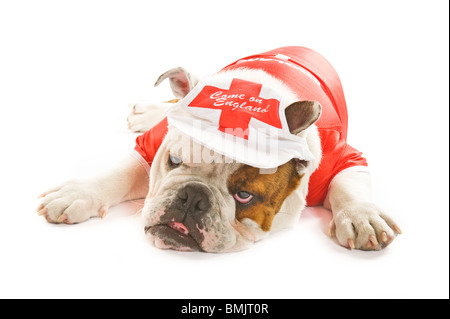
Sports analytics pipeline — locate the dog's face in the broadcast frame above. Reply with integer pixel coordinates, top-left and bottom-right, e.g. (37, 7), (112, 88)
(142, 100), (321, 252)
(142, 130), (303, 252)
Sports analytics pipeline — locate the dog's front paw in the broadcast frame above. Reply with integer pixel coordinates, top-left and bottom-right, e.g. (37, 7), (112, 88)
(37, 181), (108, 224)
(127, 101), (170, 133)
(330, 203), (401, 251)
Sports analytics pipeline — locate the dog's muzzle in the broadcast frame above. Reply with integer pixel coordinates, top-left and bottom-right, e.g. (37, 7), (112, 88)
(145, 182), (215, 252)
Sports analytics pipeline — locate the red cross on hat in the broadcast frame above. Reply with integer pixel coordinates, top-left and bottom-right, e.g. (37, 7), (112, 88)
(187, 78), (282, 139)
(166, 76), (315, 168)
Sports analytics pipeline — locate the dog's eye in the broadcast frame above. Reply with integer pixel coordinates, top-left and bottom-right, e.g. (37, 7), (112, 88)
(234, 191), (254, 204)
(168, 154), (182, 168)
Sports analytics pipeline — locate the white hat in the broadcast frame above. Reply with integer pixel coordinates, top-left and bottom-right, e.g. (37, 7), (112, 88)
(167, 77), (314, 169)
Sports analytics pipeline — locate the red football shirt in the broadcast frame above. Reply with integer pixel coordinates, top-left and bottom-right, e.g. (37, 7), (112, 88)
(134, 47), (368, 206)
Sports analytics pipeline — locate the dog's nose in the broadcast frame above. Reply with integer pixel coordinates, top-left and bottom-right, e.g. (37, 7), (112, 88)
(177, 184), (211, 215)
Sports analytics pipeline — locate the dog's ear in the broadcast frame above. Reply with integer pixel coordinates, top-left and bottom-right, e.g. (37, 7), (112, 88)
(284, 101), (322, 135)
(154, 67), (199, 99)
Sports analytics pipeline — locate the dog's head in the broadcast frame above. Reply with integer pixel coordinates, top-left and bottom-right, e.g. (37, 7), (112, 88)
(142, 68), (321, 252)
(142, 102), (321, 253)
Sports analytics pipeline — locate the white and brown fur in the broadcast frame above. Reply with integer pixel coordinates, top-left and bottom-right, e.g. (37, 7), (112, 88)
(37, 67), (401, 252)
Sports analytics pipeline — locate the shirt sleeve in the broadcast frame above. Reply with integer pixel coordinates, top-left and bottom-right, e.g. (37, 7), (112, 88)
(306, 129), (368, 206)
(133, 117), (169, 173)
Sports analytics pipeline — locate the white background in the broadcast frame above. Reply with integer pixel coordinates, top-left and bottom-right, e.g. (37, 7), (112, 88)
(0, 0), (448, 299)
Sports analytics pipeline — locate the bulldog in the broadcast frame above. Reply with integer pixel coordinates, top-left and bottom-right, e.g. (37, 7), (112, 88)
(37, 47), (401, 252)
